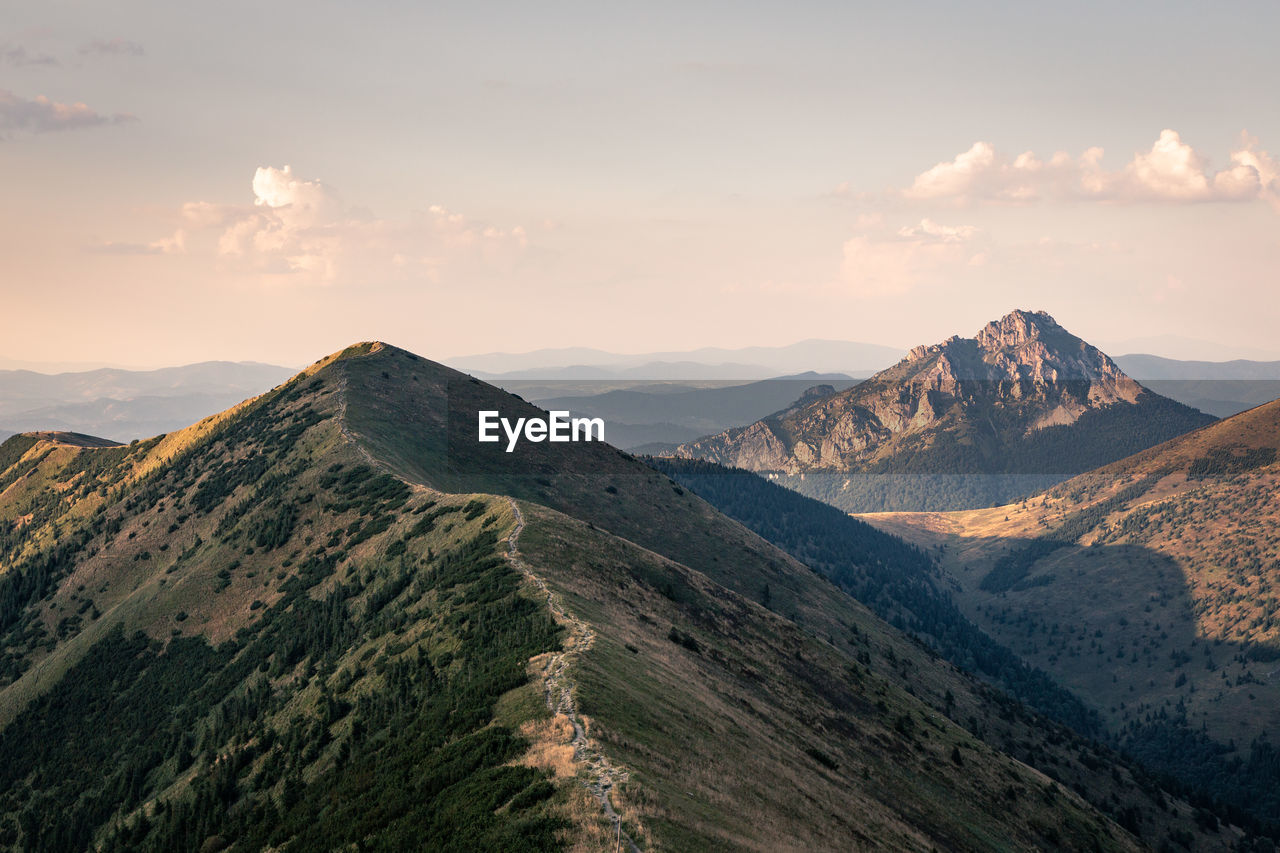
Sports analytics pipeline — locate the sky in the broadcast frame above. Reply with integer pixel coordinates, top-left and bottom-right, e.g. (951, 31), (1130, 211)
(3, 0), (1279, 369)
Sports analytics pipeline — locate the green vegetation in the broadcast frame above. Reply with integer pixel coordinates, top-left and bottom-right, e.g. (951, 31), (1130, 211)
(1187, 446), (1277, 481)
(0, 343), (1256, 852)
(0, 435), (40, 490)
(1121, 715), (1280, 837)
(650, 457), (1102, 736)
(0, 357), (573, 851)
(877, 398), (1280, 838)
(979, 467), (1173, 593)
(0, 522), (564, 852)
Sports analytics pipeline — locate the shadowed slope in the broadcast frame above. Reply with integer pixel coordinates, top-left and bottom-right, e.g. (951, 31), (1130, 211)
(863, 399), (1280, 828)
(0, 342), (1248, 850)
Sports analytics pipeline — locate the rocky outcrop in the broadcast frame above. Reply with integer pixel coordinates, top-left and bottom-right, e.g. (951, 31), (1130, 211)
(672, 310), (1203, 477)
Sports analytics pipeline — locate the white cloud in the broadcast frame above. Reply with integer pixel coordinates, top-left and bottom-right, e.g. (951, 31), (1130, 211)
(0, 88), (135, 134)
(127, 165), (529, 285)
(901, 129), (1280, 207)
(908, 142), (997, 199)
(1226, 133), (1280, 210)
(251, 165), (343, 227)
(1125, 129), (1212, 200)
(896, 218), (978, 243)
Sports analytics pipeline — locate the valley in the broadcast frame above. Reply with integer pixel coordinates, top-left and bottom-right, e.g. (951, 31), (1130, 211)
(0, 341), (1255, 850)
(864, 398), (1280, 826)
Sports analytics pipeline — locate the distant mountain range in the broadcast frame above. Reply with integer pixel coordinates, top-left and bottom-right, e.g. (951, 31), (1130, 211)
(0, 361), (294, 442)
(449, 338), (907, 379)
(513, 373), (857, 450)
(1110, 354), (1280, 417)
(672, 311), (1216, 511)
(3, 346), (1275, 448)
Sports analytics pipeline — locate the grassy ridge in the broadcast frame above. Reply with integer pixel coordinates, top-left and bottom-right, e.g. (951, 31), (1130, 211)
(0, 362), (578, 851)
(0, 343), (1254, 851)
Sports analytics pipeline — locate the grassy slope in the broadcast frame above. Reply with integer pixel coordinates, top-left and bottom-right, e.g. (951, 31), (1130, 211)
(338, 343), (1238, 851)
(0, 358), (578, 851)
(519, 504), (1143, 852)
(0, 342), (1243, 850)
(864, 400), (1280, 744)
(863, 399), (1280, 827)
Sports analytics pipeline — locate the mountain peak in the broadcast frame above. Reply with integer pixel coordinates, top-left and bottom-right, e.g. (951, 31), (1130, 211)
(674, 310), (1214, 507)
(904, 309), (1125, 388)
(976, 309), (1061, 351)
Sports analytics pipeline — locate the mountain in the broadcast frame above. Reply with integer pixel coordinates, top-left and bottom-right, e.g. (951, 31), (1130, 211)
(450, 338), (904, 378)
(0, 361), (295, 442)
(520, 373), (858, 450)
(1100, 335), (1280, 363)
(1110, 354), (1280, 417)
(473, 360), (782, 381)
(1112, 355), (1280, 381)
(0, 342), (1243, 851)
(863, 399), (1280, 827)
(673, 310), (1216, 512)
(1131, 380), (1280, 418)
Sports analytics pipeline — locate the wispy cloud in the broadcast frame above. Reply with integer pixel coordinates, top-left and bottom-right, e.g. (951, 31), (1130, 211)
(896, 218), (979, 243)
(0, 89), (136, 134)
(842, 218), (986, 295)
(79, 38), (145, 57)
(898, 130), (1280, 208)
(1, 43), (59, 67)
(90, 231), (186, 256)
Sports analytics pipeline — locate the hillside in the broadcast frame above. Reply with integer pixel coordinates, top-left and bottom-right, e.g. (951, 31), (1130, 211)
(673, 310), (1215, 512)
(863, 399), (1280, 826)
(0, 342), (1247, 850)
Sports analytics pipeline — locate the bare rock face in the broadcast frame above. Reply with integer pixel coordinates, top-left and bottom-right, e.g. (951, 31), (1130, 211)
(673, 309), (1186, 476)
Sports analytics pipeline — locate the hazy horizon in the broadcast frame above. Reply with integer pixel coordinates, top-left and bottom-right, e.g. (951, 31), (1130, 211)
(5, 2), (1279, 368)
(5, 325), (1280, 376)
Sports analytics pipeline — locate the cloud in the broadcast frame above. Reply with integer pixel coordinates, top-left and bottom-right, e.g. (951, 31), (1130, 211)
(1, 44), (59, 67)
(90, 230), (186, 256)
(79, 38), (145, 57)
(842, 218), (984, 295)
(1225, 133), (1280, 210)
(0, 89), (136, 134)
(130, 165), (529, 285)
(896, 218), (978, 243)
(180, 201), (245, 229)
(901, 130), (1280, 207)
(250, 165), (344, 226)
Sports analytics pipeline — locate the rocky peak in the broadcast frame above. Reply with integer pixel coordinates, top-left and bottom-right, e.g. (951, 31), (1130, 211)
(975, 310), (1059, 352)
(894, 309), (1139, 398)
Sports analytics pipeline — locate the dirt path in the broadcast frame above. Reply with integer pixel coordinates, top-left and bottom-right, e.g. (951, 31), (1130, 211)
(505, 499), (642, 853)
(334, 369), (381, 470)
